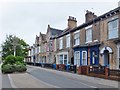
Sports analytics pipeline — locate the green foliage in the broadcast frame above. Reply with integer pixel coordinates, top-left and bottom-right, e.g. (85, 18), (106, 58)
(1, 35), (29, 59)
(4, 55), (16, 65)
(15, 65), (27, 72)
(2, 64), (15, 74)
(15, 56), (24, 63)
(2, 55), (27, 73)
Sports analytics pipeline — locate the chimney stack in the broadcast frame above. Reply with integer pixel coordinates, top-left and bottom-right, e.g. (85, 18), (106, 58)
(85, 10), (97, 23)
(68, 16), (77, 29)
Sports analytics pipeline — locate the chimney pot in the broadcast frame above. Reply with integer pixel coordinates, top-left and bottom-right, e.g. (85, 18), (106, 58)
(85, 10), (97, 23)
(68, 16), (77, 29)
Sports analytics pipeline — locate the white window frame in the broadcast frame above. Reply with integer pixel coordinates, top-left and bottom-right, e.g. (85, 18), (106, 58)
(59, 55), (63, 64)
(59, 37), (63, 49)
(59, 54), (68, 64)
(64, 54), (68, 64)
(108, 18), (119, 39)
(74, 31), (80, 46)
(92, 51), (96, 65)
(86, 27), (92, 43)
(39, 46), (41, 53)
(82, 51), (87, 65)
(66, 34), (70, 48)
(74, 51), (80, 67)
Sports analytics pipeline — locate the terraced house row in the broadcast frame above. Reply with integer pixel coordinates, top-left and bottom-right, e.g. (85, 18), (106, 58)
(26, 6), (120, 74)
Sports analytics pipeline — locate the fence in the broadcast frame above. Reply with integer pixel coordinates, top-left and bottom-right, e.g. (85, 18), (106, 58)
(89, 65), (105, 75)
(109, 69), (120, 76)
(109, 69), (120, 80)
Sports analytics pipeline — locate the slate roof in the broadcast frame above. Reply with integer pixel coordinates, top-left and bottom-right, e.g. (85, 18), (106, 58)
(50, 27), (63, 36)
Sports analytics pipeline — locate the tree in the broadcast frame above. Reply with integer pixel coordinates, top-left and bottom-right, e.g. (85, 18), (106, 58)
(1, 35), (29, 59)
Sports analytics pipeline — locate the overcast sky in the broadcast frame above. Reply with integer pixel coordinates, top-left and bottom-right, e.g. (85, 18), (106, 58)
(0, 0), (120, 47)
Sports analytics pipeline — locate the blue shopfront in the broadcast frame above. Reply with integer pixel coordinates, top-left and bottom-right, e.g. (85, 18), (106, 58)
(74, 47), (88, 66)
(89, 45), (99, 65)
(74, 44), (100, 66)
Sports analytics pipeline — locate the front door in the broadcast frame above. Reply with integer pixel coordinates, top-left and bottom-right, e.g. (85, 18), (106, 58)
(104, 50), (109, 66)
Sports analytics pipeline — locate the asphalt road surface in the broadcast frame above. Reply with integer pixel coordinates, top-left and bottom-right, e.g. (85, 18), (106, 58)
(27, 66), (118, 89)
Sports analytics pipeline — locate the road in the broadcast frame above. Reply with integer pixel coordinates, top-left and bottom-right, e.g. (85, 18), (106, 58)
(1, 65), (119, 89)
(26, 65), (119, 89)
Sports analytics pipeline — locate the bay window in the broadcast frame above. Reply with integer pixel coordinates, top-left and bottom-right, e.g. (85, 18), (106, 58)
(64, 55), (67, 64)
(59, 54), (68, 64)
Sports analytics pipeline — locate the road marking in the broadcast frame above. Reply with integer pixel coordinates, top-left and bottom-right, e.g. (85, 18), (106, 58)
(77, 81), (97, 88)
(8, 74), (17, 88)
(27, 73), (60, 88)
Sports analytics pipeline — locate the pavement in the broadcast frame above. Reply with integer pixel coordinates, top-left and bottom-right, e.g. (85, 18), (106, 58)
(9, 73), (58, 88)
(1, 65), (120, 89)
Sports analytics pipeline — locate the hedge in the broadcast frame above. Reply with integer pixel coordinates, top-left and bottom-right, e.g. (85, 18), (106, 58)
(2, 64), (15, 74)
(15, 65), (27, 72)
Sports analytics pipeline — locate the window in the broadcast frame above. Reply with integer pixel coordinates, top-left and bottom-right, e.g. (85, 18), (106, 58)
(59, 38), (63, 49)
(39, 46), (41, 53)
(59, 55), (63, 64)
(74, 51), (80, 67)
(86, 28), (92, 43)
(74, 31), (80, 46)
(66, 34), (70, 48)
(37, 47), (39, 53)
(28, 50), (31, 56)
(49, 41), (53, 51)
(92, 51), (96, 65)
(64, 55), (67, 64)
(59, 54), (68, 64)
(108, 19), (119, 39)
(82, 51), (87, 65)
(118, 46), (120, 68)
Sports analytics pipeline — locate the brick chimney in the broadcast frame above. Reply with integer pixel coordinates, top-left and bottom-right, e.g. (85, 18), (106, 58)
(68, 16), (77, 29)
(85, 10), (97, 23)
